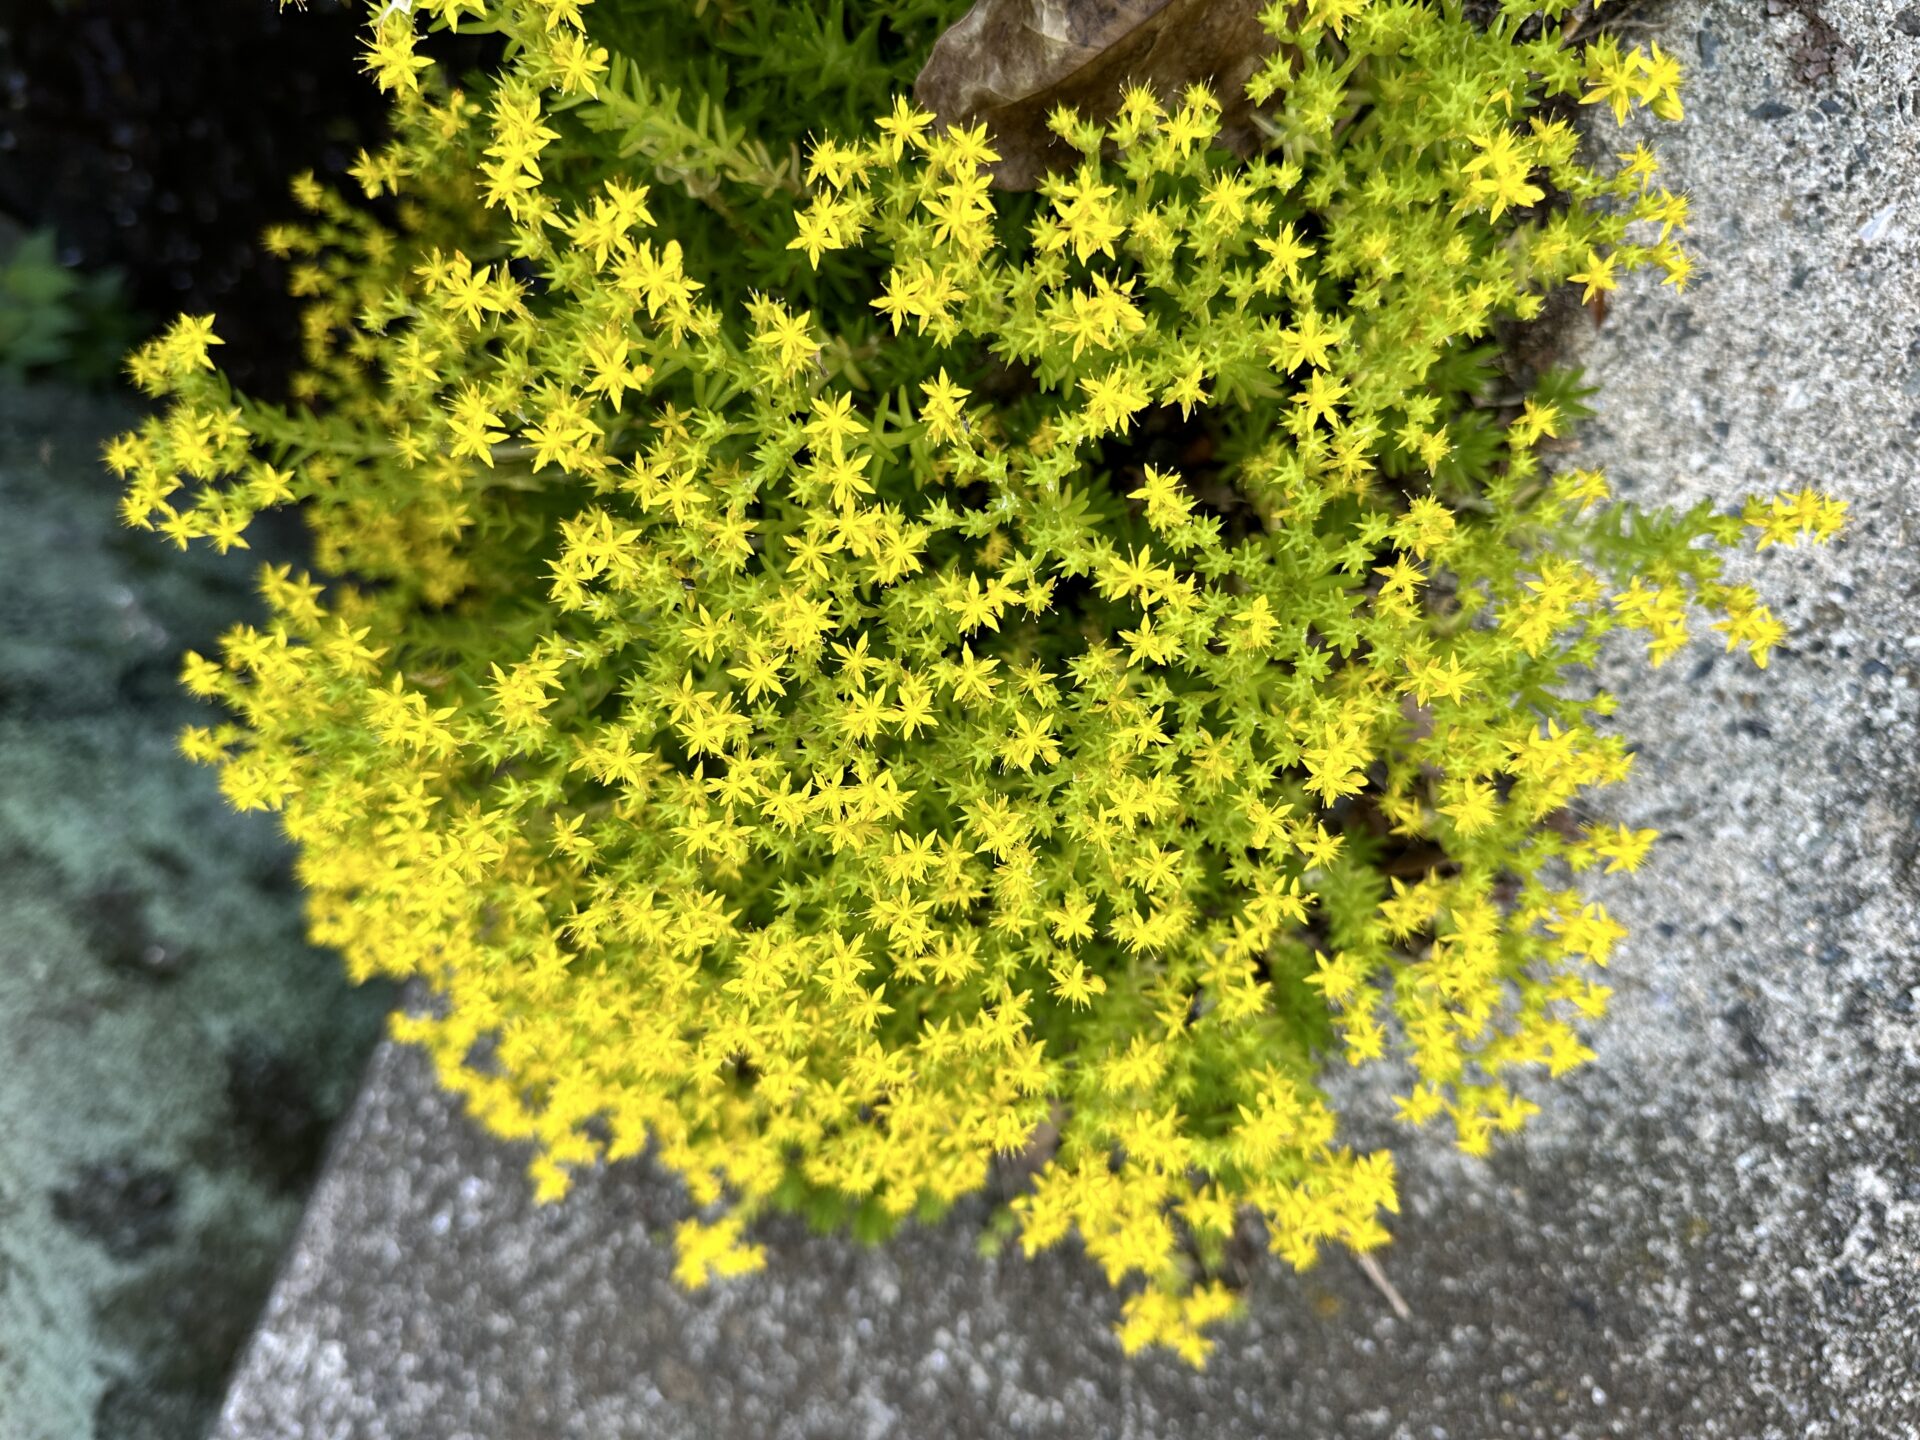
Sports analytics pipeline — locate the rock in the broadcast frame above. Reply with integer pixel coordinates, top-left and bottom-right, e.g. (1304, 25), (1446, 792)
(912, 0), (1276, 190)
(211, 1), (1920, 1436)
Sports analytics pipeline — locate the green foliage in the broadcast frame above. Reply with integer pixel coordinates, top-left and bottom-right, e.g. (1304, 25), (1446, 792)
(106, 0), (1842, 1363)
(0, 227), (139, 385)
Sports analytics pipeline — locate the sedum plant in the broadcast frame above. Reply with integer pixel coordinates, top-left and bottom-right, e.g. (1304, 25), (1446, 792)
(107, 0), (1842, 1363)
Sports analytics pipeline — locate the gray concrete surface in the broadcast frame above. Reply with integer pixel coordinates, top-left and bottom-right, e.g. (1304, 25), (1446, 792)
(0, 387), (390, 1440)
(213, 1), (1920, 1435)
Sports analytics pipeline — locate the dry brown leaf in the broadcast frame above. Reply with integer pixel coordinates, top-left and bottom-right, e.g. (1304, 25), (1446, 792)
(913, 0), (1279, 190)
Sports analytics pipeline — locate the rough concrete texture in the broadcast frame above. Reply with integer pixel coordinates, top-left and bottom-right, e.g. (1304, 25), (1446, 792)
(214, 2), (1920, 1436)
(0, 386), (390, 1440)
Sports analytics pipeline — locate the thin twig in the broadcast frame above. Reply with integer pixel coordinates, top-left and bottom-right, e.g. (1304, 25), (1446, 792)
(1354, 1251), (1413, 1321)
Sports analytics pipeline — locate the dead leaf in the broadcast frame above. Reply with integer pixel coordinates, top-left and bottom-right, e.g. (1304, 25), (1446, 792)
(914, 0), (1280, 190)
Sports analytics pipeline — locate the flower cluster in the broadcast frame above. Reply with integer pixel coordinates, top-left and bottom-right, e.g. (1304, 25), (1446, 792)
(107, 0), (1841, 1363)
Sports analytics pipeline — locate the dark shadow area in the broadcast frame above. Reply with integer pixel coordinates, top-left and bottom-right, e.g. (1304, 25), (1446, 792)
(0, 0), (391, 393)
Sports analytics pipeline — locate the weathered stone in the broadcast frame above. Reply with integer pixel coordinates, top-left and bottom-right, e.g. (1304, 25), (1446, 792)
(213, 1), (1920, 1435)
